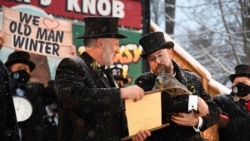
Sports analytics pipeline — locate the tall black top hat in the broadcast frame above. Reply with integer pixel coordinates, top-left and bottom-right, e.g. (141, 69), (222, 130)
(107, 67), (128, 84)
(229, 64), (250, 82)
(76, 16), (127, 39)
(5, 51), (36, 72)
(139, 32), (174, 59)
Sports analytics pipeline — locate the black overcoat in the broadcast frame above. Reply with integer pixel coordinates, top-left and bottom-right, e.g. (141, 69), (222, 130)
(135, 61), (220, 141)
(0, 61), (20, 141)
(214, 94), (250, 141)
(55, 52), (128, 141)
(17, 82), (45, 141)
(9, 79), (46, 141)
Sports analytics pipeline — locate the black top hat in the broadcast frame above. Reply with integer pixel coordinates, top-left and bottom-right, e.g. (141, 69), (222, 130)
(5, 51), (36, 72)
(139, 32), (174, 59)
(108, 67), (128, 84)
(229, 64), (250, 82)
(76, 16), (127, 39)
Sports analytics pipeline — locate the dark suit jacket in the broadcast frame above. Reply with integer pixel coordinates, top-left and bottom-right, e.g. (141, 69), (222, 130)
(0, 61), (20, 141)
(55, 52), (128, 141)
(135, 61), (220, 141)
(9, 81), (45, 141)
(23, 82), (45, 141)
(214, 94), (250, 141)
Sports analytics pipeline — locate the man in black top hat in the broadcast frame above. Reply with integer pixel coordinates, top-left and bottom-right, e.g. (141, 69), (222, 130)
(5, 51), (55, 141)
(0, 31), (20, 141)
(214, 64), (250, 141)
(133, 32), (219, 141)
(55, 16), (147, 141)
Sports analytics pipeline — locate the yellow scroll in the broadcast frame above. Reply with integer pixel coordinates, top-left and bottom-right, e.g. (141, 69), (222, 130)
(125, 89), (163, 136)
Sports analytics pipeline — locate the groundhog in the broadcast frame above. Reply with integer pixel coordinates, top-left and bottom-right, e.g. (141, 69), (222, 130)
(154, 72), (192, 96)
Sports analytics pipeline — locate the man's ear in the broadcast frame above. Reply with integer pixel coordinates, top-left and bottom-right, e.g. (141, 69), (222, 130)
(168, 48), (174, 58)
(96, 38), (103, 48)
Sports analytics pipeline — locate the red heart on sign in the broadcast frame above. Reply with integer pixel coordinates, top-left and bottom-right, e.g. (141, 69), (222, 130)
(43, 18), (59, 30)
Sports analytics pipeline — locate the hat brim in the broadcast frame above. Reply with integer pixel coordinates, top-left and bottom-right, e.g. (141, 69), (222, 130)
(114, 76), (129, 84)
(76, 33), (127, 39)
(5, 60), (36, 72)
(141, 41), (174, 59)
(229, 73), (250, 82)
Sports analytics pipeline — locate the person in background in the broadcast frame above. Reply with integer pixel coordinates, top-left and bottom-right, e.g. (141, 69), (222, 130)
(213, 64), (250, 141)
(133, 32), (220, 141)
(0, 31), (20, 141)
(5, 51), (45, 141)
(55, 16), (148, 141)
(107, 67), (129, 88)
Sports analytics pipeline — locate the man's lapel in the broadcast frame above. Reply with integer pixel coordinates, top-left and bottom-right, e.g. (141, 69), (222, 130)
(95, 68), (110, 88)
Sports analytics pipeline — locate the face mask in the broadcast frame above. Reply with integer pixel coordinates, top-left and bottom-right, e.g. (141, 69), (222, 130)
(11, 70), (30, 85)
(232, 82), (250, 97)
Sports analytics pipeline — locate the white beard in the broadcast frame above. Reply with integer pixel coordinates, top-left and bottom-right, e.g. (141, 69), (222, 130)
(102, 45), (113, 66)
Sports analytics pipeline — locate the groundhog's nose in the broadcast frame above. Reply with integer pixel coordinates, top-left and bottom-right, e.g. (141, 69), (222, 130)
(156, 78), (161, 85)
